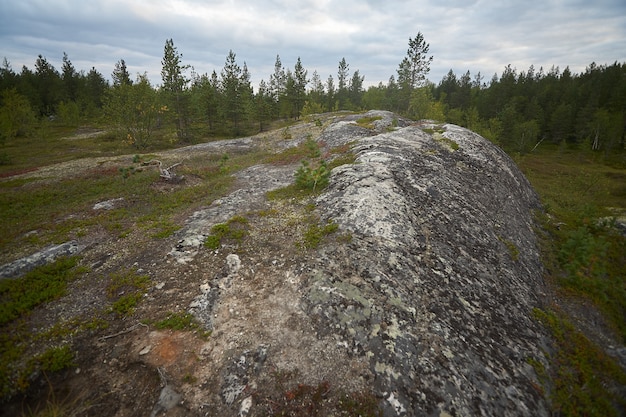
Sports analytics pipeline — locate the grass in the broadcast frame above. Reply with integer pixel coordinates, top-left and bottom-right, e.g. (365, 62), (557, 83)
(301, 220), (339, 249)
(0, 149), (249, 260)
(515, 143), (626, 416)
(265, 138), (354, 250)
(264, 136), (319, 166)
(355, 115), (383, 129)
(533, 309), (626, 416)
(267, 141), (356, 201)
(154, 312), (198, 330)
(106, 268), (151, 316)
(0, 257), (87, 399)
(516, 145), (626, 341)
(434, 134), (460, 151)
(36, 345), (76, 373)
(0, 122), (182, 177)
(0, 124), (263, 404)
(516, 145), (626, 221)
(153, 311), (211, 339)
(497, 235), (520, 261)
(0, 123), (273, 263)
(0, 257), (86, 326)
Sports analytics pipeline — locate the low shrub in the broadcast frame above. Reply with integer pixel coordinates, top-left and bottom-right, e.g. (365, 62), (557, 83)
(0, 257), (85, 326)
(106, 269), (150, 317)
(204, 215), (249, 249)
(533, 309), (626, 416)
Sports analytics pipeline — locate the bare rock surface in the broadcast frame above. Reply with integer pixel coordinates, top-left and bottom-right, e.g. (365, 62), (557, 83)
(1, 111), (559, 417)
(175, 111), (550, 416)
(310, 119), (549, 415)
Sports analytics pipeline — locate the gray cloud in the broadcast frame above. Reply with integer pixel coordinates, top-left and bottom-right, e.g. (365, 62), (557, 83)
(1, 0), (624, 89)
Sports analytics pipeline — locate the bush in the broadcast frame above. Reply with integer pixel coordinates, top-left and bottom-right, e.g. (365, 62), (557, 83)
(0, 88), (37, 141)
(302, 221), (338, 249)
(558, 225), (609, 281)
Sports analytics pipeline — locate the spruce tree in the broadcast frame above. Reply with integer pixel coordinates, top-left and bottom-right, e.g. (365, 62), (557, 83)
(112, 59), (132, 87)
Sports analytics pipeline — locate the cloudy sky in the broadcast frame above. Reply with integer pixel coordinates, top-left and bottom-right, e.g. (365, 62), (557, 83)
(1, 0), (625, 89)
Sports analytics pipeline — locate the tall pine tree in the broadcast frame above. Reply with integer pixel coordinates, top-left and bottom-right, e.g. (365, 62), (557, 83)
(161, 38), (191, 142)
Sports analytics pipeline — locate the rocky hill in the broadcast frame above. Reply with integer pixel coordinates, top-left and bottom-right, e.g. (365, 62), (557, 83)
(3, 111), (557, 416)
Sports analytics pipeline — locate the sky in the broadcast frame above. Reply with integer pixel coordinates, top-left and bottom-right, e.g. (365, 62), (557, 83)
(1, 0), (625, 90)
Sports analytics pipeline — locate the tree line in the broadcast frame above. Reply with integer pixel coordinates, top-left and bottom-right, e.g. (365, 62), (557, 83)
(429, 62), (626, 154)
(0, 33), (624, 156)
(0, 34), (431, 147)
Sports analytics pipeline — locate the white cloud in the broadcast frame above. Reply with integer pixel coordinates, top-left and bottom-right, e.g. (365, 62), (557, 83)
(0, 0), (624, 89)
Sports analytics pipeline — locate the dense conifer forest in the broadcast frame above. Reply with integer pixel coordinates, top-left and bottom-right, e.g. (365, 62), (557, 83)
(1, 38), (624, 159)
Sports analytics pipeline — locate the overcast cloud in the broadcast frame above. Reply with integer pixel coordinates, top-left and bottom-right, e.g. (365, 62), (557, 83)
(1, 0), (625, 89)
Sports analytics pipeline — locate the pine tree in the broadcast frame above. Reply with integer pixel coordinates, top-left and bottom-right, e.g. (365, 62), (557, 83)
(337, 58), (349, 109)
(190, 71), (220, 134)
(34, 55), (61, 116)
(221, 50), (243, 135)
(282, 69), (296, 119)
(349, 70), (364, 108)
(397, 32), (433, 113)
(308, 70), (325, 110)
(61, 52), (78, 102)
(112, 59), (132, 87)
(325, 75), (336, 112)
(269, 55), (285, 118)
(240, 62), (254, 129)
(293, 57), (308, 118)
(400, 32), (433, 90)
(255, 79), (273, 131)
(82, 67), (108, 115)
(0, 58), (17, 92)
(161, 38), (191, 142)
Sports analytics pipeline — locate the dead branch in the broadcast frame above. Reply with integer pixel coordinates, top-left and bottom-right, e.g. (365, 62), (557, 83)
(143, 160), (184, 182)
(98, 322), (149, 341)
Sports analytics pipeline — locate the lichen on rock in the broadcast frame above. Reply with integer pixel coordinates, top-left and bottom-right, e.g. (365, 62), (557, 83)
(170, 111), (551, 416)
(306, 112), (550, 416)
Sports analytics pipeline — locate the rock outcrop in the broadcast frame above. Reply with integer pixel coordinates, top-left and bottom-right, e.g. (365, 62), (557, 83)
(182, 111), (550, 416)
(1, 111), (553, 417)
(310, 113), (549, 415)
(0, 240), (81, 278)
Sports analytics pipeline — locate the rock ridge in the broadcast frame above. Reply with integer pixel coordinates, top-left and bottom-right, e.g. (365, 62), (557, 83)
(182, 111), (551, 416)
(308, 114), (549, 415)
(0, 110), (554, 417)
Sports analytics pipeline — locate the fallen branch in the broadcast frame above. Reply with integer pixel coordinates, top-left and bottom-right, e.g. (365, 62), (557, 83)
(143, 160), (184, 182)
(98, 322), (148, 341)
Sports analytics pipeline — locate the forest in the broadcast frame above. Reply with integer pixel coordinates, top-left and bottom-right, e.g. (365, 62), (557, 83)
(1, 36), (625, 159)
